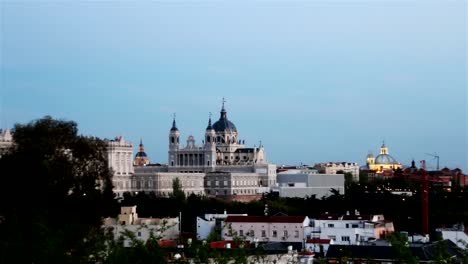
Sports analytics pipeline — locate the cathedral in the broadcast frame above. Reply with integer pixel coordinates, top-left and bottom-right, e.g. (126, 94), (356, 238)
(364, 142), (403, 173)
(168, 101), (268, 172)
(108, 101), (277, 198)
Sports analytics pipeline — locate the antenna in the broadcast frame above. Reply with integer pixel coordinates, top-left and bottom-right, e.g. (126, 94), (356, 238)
(425, 152), (439, 170)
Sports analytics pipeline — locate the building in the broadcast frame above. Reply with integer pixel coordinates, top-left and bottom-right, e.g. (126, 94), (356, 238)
(0, 128), (13, 158)
(196, 211), (248, 240)
(436, 224), (468, 249)
(313, 162), (360, 181)
(103, 206), (179, 247)
(274, 169), (345, 198)
(166, 101), (277, 191)
(106, 136), (134, 197)
(133, 139), (150, 166)
(107, 101), (277, 198)
(222, 215), (310, 243)
(363, 142), (403, 174)
(305, 211), (394, 249)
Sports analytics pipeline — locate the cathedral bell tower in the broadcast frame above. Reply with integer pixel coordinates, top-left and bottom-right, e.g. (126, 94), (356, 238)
(204, 115), (216, 170)
(168, 117), (180, 167)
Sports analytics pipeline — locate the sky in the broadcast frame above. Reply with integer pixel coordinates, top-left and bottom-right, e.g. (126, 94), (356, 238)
(1, 0), (466, 171)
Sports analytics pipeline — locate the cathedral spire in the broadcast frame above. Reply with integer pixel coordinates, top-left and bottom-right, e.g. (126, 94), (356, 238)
(139, 138), (144, 152)
(220, 98), (227, 119)
(206, 112), (213, 130)
(171, 113), (178, 132)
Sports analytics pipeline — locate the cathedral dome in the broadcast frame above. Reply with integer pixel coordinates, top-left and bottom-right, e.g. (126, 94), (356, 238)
(135, 151), (147, 158)
(374, 154), (398, 164)
(213, 119), (237, 132)
(212, 103), (237, 132)
(134, 139), (150, 166)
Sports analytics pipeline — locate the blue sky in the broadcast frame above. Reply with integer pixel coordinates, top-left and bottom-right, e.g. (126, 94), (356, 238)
(1, 1), (466, 171)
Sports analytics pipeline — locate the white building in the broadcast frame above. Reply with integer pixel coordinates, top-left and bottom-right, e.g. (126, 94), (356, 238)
(106, 136), (135, 197)
(222, 215), (310, 243)
(275, 169), (345, 198)
(103, 206), (179, 247)
(0, 128), (13, 158)
(436, 224), (467, 249)
(305, 212), (394, 248)
(196, 211), (248, 240)
(314, 162), (360, 181)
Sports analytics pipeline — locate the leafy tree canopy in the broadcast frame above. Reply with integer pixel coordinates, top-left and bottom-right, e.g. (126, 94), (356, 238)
(0, 116), (116, 263)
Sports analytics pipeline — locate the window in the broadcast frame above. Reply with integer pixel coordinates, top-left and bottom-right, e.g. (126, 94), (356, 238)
(352, 224), (359, 228)
(346, 224), (349, 228)
(283, 230), (288, 237)
(272, 230), (277, 237)
(328, 235), (336, 240)
(294, 231), (299, 238)
(207, 181), (211, 186)
(224, 181), (228, 186)
(328, 223), (334, 228)
(341, 236), (350, 242)
(239, 230), (243, 236)
(261, 230), (266, 237)
(215, 181), (219, 186)
(250, 230), (255, 237)
(138, 232), (142, 237)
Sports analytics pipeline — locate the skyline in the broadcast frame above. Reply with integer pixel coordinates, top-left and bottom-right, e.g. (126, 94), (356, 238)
(1, 1), (466, 171)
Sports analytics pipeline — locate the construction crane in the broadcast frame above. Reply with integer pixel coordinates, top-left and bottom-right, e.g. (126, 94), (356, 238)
(420, 160), (429, 235)
(397, 160), (445, 235)
(425, 152), (440, 170)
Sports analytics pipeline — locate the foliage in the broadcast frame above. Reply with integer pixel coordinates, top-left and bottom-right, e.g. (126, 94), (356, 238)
(388, 233), (418, 264)
(105, 229), (168, 264)
(0, 116), (117, 263)
(171, 177), (186, 201)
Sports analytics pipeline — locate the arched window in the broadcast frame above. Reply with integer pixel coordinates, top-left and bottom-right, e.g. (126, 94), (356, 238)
(171, 137), (175, 143)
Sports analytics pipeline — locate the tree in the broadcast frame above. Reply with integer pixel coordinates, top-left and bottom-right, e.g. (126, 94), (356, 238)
(0, 116), (116, 263)
(171, 177), (186, 201)
(388, 233), (418, 264)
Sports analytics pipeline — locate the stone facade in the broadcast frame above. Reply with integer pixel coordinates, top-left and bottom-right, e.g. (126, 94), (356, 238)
(103, 206), (179, 246)
(107, 101), (277, 198)
(222, 215), (310, 243)
(0, 129), (13, 158)
(313, 162), (360, 181)
(106, 136), (134, 197)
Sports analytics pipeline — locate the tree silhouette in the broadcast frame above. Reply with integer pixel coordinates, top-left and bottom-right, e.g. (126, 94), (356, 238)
(0, 116), (116, 263)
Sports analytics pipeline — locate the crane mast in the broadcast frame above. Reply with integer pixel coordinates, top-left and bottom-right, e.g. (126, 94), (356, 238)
(420, 160), (429, 235)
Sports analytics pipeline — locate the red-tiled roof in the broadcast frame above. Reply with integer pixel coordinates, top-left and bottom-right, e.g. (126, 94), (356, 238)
(306, 238), (331, 244)
(210, 240), (250, 249)
(225, 215), (306, 223)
